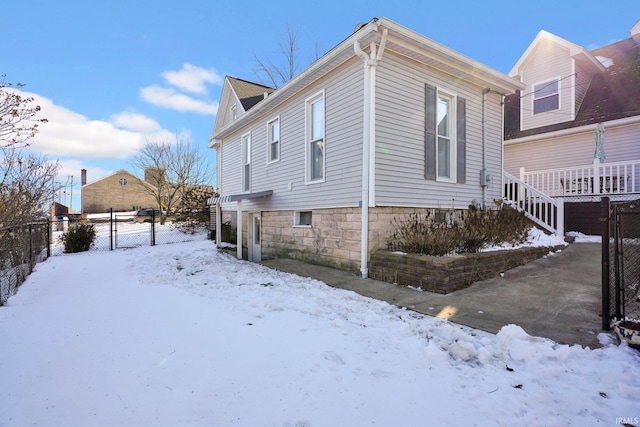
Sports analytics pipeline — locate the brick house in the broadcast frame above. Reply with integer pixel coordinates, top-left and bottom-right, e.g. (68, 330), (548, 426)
(81, 169), (157, 213)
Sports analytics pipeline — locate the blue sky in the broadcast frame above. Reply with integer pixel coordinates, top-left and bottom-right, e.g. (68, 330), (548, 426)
(2, 0), (638, 211)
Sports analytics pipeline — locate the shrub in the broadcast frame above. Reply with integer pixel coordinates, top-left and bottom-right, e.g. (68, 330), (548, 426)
(388, 205), (530, 256)
(60, 223), (97, 253)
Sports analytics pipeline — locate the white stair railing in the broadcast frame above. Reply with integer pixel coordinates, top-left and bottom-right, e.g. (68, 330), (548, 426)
(503, 171), (564, 236)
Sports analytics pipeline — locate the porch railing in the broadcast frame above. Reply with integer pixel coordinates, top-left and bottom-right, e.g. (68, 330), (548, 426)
(520, 159), (640, 197)
(503, 171), (564, 236)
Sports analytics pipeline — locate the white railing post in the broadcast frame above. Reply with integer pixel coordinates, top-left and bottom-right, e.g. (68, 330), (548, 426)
(519, 167), (526, 208)
(593, 158), (601, 194)
(556, 197), (564, 237)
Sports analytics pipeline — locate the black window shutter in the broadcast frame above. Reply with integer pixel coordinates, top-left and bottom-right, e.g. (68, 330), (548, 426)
(424, 83), (437, 180)
(456, 96), (466, 184)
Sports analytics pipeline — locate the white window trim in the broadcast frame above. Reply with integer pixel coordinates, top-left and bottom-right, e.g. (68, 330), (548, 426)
(293, 210), (313, 228)
(305, 90), (326, 185)
(266, 116), (281, 164)
(436, 89), (457, 183)
(231, 104), (237, 121)
(241, 132), (251, 193)
(531, 76), (561, 116)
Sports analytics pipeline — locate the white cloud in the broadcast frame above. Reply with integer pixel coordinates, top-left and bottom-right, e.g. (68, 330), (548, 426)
(140, 85), (218, 116)
(13, 89), (175, 159)
(56, 160), (112, 186)
(162, 63), (222, 95)
(110, 111), (162, 133)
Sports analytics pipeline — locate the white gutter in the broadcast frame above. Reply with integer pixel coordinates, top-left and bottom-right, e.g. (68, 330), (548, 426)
(354, 27), (387, 279)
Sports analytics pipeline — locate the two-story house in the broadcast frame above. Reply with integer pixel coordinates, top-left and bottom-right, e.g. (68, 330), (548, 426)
(503, 20), (640, 234)
(209, 17), (524, 276)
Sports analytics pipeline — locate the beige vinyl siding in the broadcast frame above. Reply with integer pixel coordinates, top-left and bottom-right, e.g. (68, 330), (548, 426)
(521, 39), (573, 131)
(213, 83), (240, 134)
(219, 132), (242, 210)
(483, 94), (505, 204)
(504, 121), (640, 176)
(219, 57), (365, 212)
(374, 51), (505, 209)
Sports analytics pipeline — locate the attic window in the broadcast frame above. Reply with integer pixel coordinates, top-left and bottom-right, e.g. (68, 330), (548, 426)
(231, 104), (237, 121)
(533, 79), (559, 114)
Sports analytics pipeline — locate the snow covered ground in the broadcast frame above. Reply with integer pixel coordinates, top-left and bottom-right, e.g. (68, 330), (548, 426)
(1, 238), (639, 426)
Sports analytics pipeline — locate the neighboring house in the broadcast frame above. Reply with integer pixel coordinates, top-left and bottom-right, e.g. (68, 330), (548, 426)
(81, 169), (158, 213)
(503, 20), (640, 233)
(209, 17), (524, 276)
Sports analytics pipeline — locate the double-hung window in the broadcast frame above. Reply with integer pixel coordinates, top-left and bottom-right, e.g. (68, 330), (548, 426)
(306, 92), (325, 182)
(533, 79), (559, 114)
(267, 117), (280, 163)
(425, 83), (466, 184)
(241, 132), (251, 192)
(437, 93), (453, 179)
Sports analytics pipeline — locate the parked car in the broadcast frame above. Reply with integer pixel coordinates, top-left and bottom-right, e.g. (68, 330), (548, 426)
(134, 209), (160, 223)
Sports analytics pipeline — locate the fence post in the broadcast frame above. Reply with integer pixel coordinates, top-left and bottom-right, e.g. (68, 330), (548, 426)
(601, 196), (610, 330)
(28, 223), (33, 269)
(151, 209), (156, 246)
(46, 220), (51, 258)
(110, 208), (114, 251)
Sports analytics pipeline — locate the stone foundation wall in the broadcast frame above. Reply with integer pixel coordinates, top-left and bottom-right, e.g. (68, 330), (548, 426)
(366, 207), (462, 253)
(222, 206), (464, 271)
(369, 246), (560, 294)
(261, 208), (363, 273)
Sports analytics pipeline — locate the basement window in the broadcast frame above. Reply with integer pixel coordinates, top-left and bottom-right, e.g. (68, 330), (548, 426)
(294, 211), (312, 227)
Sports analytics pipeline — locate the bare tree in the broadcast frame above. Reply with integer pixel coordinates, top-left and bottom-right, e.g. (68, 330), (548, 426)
(0, 76), (48, 148)
(0, 77), (58, 227)
(254, 25), (307, 89)
(0, 148), (59, 226)
(130, 137), (215, 224)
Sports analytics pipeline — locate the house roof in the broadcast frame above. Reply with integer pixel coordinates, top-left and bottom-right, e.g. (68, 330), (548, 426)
(504, 31), (640, 140)
(508, 30), (605, 79)
(82, 169), (157, 191)
(211, 17), (524, 144)
(227, 76), (274, 112)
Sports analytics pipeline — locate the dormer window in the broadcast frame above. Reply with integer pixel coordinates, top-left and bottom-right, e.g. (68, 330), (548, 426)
(533, 78), (559, 114)
(231, 104), (237, 121)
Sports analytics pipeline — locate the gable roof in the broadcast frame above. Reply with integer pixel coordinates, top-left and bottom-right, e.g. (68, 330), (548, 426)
(82, 169), (157, 191)
(505, 31), (640, 140)
(211, 17), (524, 145)
(227, 76), (274, 112)
(509, 30), (605, 79)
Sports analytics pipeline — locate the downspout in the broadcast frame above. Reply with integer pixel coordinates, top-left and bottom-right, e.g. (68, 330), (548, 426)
(215, 141), (222, 249)
(481, 88), (490, 209)
(354, 28), (387, 279)
(237, 200), (243, 260)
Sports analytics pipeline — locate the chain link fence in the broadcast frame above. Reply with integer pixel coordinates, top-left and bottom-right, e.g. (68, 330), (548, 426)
(602, 197), (640, 328)
(0, 222), (50, 305)
(2, 210), (211, 304)
(49, 210), (210, 256)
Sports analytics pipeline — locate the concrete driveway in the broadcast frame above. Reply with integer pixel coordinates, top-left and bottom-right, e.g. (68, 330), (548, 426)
(262, 243), (605, 348)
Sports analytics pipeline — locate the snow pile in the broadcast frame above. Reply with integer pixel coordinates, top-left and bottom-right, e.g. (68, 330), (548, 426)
(567, 231), (602, 243)
(482, 226), (567, 252)
(1, 240), (638, 426)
